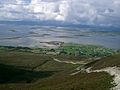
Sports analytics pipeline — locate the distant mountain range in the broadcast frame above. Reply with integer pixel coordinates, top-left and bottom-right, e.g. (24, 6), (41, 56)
(0, 20), (120, 31)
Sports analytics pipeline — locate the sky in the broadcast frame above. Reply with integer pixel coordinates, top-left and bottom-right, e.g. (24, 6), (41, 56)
(0, 0), (120, 26)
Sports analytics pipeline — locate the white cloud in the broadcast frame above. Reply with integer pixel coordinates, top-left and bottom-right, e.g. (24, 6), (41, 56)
(0, 0), (120, 26)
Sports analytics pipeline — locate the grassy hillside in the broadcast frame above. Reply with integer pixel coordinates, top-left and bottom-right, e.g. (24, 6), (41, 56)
(0, 68), (114, 90)
(0, 64), (55, 84)
(0, 45), (119, 90)
(86, 54), (120, 70)
(20, 72), (113, 90)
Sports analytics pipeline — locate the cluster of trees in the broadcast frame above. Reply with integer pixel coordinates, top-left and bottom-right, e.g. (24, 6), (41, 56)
(0, 45), (117, 57)
(57, 45), (116, 57)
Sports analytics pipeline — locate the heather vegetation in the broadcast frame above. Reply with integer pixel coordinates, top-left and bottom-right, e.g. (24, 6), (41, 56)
(0, 44), (119, 90)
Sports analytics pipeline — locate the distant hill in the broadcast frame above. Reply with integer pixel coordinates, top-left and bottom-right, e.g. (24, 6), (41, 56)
(0, 20), (120, 31)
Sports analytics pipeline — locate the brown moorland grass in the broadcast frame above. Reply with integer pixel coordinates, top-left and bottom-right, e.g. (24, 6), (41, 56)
(0, 71), (114, 90)
(86, 54), (120, 70)
(0, 51), (52, 69)
(0, 50), (118, 90)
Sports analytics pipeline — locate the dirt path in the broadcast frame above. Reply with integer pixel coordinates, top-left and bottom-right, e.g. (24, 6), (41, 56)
(53, 58), (120, 90)
(53, 58), (87, 64)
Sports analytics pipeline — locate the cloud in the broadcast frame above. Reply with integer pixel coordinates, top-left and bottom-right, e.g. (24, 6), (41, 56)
(0, 0), (120, 26)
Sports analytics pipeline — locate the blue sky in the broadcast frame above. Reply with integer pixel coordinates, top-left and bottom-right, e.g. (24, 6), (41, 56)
(0, 0), (120, 26)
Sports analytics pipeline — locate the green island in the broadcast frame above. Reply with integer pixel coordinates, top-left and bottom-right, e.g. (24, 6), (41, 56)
(0, 44), (120, 90)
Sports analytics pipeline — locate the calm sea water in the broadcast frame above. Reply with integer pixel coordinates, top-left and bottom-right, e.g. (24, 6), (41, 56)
(0, 24), (120, 49)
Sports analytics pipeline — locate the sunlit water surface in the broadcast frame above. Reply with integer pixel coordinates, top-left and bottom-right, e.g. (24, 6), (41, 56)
(0, 24), (120, 50)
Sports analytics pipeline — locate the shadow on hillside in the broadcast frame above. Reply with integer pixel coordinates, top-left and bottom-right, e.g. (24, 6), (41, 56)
(0, 64), (56, 84)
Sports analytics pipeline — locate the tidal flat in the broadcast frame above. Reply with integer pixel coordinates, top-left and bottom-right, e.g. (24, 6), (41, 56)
(0, 24), (120, 49)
